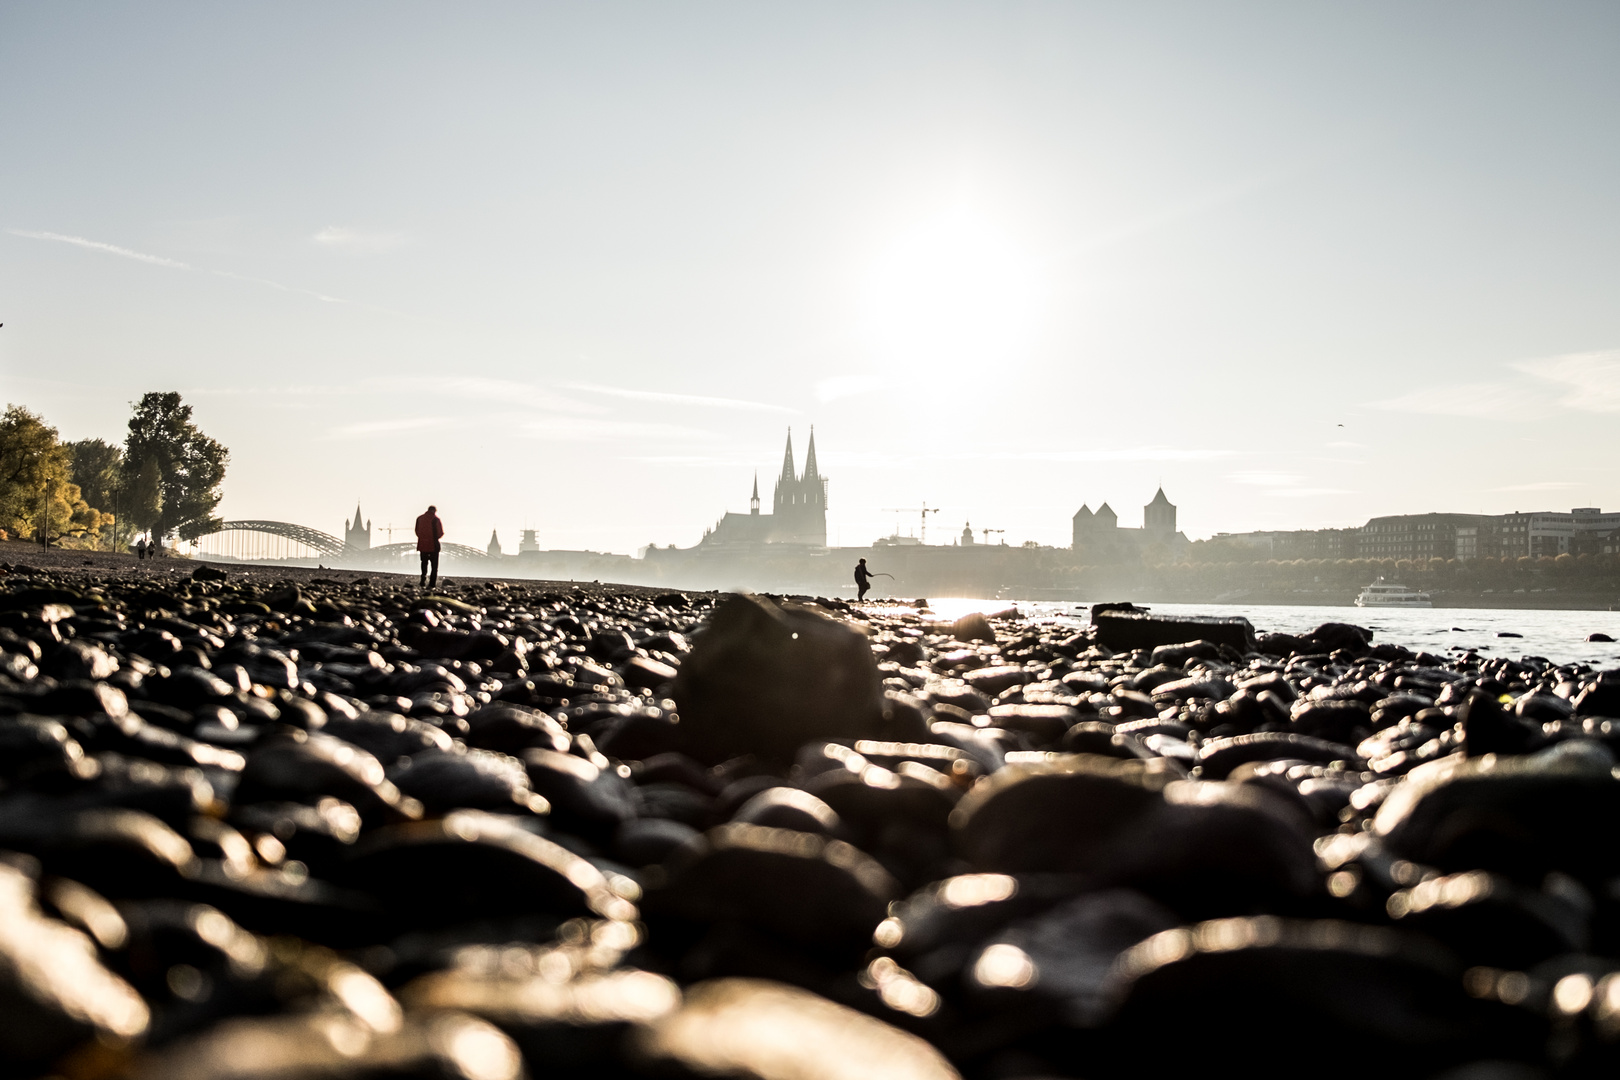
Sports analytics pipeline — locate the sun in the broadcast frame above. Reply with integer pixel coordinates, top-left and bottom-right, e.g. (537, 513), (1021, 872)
(859, 208), (1044, 372)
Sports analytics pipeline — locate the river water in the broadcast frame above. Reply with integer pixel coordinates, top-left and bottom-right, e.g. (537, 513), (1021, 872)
(905, 597), (1620, 669)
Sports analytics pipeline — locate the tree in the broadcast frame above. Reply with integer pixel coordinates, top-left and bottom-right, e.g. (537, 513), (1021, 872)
(124, 392), (229, 542)
(68, 438), (122, 509)
(0, 405), (110, 544)
(68, 438), (124, 547)
(126, 458), (163, 537)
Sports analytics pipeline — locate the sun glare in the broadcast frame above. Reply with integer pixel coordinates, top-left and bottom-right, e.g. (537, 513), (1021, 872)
(860, 208), (1044, 372)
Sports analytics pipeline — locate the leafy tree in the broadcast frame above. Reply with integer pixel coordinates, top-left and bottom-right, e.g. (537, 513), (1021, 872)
(126, 458), (163, 538)
(124, 392), (229, 542)
(68, 438), (123, 509)
(0, 405), (109, 544)
(68, 438), (124, 547)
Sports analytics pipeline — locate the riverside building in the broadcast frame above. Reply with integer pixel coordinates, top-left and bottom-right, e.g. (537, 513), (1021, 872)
(1214, 506), (1620, 561)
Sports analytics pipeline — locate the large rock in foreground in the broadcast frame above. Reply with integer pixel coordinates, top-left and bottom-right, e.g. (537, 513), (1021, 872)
(672, 594), (887, 765)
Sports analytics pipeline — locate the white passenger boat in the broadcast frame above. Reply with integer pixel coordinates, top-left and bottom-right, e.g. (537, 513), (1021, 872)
(1355, 579), (1432, 608)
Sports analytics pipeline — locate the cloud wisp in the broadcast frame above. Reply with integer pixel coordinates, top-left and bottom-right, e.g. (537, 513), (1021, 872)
(1225, 470), (1350, 499)
(566, 383), (795, 414)
(1489, 480), (1580, 493)
(992, 446), (1240, 463)
(1513, 350), (1620, 413)
(1372, 381), (1532, 420)
(312, 226), (408, 253)
(327, 416), (455, 440)
(1371, 348), (1620, 420)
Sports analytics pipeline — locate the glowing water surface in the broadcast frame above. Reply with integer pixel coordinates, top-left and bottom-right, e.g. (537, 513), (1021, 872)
(868, 597), (1620, 669)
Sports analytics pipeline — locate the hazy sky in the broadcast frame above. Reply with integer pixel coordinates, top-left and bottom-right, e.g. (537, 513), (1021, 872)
(3, 3), (1618, 553)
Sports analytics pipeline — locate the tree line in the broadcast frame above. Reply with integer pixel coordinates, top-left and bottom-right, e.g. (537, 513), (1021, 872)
(0, 392), (228, 551)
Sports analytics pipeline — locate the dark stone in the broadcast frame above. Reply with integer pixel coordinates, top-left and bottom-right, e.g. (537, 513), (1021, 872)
(390, 748), (542, 814)
(321, 711), (454, 760)
(401, 963), (679, 1075)
(1572, 677), (1620, 718)
(0, 861), (148, 1064)
(671, 594), (887, 765)
(335, 809), (635, 931)
(951, 613), (997, 643)
(1060, 722), (1155, 761)
(631, 782), (715, 829)
(951, 755), (1176, 874)
(731, 787), (842, 836)
(629, 979), (956, 1080)
(987, 704), (1082, 744)
(43, 640), (119, 682)
(1374, 739), (1620, 881)
(1196, 732), (1365, 780)
(1299, 622), (1374, 654)
(1093, 611), (1255, 653)
(1459, 691), (1538, 757)
(616, 817), (704, 867)
(963, 665), (1030, 696)
(1103, 919), (1539, 1077)
(651, 823), (899, 955)
(964, 888), (1180, 1025)
(463, 702), (570, 755)
(1386, 869), (1588, 968)
(522, 748), (636, 837)
(233, 732), (418, 826)
(228, 799), (361, 875)
(1149, 640), (1220, 667)
(1289, 699), (1373, 742)
(619, 655), (678, 691)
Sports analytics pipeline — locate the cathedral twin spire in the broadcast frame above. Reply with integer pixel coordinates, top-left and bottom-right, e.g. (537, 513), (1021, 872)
(778, 427), (820, 481)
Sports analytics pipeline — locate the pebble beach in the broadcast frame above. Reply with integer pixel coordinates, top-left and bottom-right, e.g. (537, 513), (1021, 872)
(3, 550), (1620, 1079)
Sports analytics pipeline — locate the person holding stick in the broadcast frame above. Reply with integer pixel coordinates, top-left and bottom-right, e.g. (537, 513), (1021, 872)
(854, 557), (891, 601)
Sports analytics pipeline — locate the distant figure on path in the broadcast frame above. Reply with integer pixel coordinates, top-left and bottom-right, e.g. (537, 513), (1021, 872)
(135, 537), (146, 561)
(854, 557), (877, 601)
(416, 505), (444, 588)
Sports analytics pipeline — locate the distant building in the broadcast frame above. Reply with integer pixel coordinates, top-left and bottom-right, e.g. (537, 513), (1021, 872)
(961, 522), (975, 546)
(519, 529), (539, 554)
(1072, 488), (1189, 561)
(488, 529), (502, 557)
(701, 428), (828, 548)
(1143, 487), (1176, 539)
(343, 505), (370, 553)
(1211, 505), (1620, 562)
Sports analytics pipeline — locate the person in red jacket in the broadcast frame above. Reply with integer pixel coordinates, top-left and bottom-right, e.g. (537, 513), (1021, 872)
(415, 504), (444, 588)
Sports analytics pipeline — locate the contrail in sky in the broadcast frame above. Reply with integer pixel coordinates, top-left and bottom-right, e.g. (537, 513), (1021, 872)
(10, 229), (192, 269)
(9, 227), (351, 307)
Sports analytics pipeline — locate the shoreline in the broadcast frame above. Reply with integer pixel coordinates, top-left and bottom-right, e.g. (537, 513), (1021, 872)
(0, 557), (1618, 1074)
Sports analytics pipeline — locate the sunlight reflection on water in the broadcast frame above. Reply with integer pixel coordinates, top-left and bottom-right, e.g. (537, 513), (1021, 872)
(861, 596), (1620, 668)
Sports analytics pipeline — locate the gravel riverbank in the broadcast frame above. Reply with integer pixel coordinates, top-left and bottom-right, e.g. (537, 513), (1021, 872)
(2, 560), (1619, 1078)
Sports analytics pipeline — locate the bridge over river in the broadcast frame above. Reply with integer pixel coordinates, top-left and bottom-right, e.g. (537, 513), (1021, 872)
(193, 520), (495, 567)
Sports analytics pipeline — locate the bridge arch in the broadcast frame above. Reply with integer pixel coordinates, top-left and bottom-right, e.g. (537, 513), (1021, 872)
(193, 522), (497, 565)
(369, 541), (496, 563)
(194, 521), (346, 561)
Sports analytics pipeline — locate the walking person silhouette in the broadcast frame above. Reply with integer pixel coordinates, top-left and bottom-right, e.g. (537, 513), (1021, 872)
(416, 505), (444, 588)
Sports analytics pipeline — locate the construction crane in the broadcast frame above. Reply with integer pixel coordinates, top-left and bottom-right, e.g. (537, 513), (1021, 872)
(882, 503), (942, 545)
(980, 527), (1005, 545)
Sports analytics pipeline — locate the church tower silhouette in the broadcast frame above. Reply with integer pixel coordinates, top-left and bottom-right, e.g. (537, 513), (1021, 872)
(771, 427), (826, 546)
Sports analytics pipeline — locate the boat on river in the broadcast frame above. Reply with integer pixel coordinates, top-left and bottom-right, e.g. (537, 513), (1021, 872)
(1355, 579), (1432, 608)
